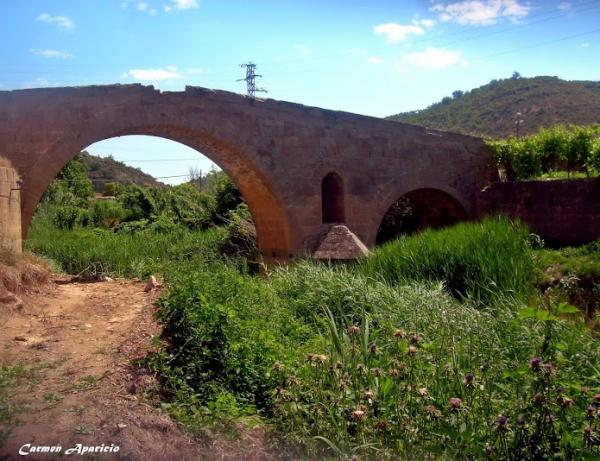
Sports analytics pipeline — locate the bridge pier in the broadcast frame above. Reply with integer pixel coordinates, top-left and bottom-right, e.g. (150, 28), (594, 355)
(0, 164), (22, 254)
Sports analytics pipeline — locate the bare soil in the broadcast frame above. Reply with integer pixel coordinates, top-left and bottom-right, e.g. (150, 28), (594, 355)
(0, 278), (277, 461)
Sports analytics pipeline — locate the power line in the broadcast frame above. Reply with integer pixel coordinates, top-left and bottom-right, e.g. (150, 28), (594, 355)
(236, 62), (267, 98)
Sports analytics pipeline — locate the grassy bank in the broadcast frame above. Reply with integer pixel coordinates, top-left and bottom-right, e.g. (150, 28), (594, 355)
(23, 212), (600, 459)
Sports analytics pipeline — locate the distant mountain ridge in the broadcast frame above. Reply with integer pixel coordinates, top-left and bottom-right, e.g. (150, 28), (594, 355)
(387, 76), (600, 139)
(79, 151), (163, 193)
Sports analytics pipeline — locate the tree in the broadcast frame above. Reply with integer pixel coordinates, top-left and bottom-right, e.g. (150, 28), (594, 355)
(511, 71), (522, 79)
(452, 90), (464, 99)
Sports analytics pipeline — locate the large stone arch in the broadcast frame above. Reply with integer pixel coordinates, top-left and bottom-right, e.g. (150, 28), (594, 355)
(21, 124), (295, 263)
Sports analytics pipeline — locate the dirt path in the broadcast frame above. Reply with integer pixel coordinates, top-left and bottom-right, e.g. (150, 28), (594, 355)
(0, 279), (274, 461)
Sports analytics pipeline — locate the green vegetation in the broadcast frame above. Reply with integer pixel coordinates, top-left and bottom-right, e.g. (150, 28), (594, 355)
(388, 75), (600, 138)
(358, 217), (536, 305)
(28, 155), (255, 277)
(79, 151), (162, 193)
(487, 124), (600, 180)
(537, 241), (600, 325)
(20, 155), (600, 459)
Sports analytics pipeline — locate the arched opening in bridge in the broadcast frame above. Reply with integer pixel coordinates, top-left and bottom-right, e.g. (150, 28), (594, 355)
(376, 188), (468, 245)
(321, 172), (345, 224)
(25, 135), (275, 267)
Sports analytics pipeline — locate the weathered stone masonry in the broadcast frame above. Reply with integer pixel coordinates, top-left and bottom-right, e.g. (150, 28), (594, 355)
(0, 84), (495, 261)
(477, 179), (600, 246)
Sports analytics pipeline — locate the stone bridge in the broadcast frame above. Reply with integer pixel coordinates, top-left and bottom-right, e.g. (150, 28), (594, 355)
(0, 85), (496, 262)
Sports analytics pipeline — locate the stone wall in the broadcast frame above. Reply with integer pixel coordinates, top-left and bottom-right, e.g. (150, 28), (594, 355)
(477, 179), (600, 246)
(0, 166), (22, 254)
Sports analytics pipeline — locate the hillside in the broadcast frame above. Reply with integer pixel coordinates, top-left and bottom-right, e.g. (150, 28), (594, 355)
(388, 76), (600, 138)
(79, 151), (163, 193)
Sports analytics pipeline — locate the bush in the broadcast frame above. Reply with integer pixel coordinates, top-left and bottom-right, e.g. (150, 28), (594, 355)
(488, 124), (600, 180)
(90, 200), (127, 228)
(357, 216), (536, 305)
(53, 205), (89, 230)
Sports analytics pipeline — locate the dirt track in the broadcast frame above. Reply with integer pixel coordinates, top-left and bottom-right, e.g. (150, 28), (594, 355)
(0, 279), (274, 461)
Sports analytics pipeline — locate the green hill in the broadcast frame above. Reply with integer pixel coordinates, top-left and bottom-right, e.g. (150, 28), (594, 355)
(79, 151), (163, 193)
(387, 75), (600, 138)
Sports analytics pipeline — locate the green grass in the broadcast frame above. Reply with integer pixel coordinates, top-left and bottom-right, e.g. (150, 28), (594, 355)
(26, 212), (227, 279)
(22, 211), (600, 458)
(357, 216), (536, 305)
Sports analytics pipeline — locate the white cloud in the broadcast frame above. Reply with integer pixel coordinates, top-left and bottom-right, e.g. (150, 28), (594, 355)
(581, 42), (590, 48)
(187, 67), (203, 75)
(374, 23), (424, 42)
(36, 13), (75, 30)
(124, 66), (182, 81)
(431, 1), (531, 26)
(30, 48), (72, 59)
(136, 2), (149, 11)
(367, 56), (384, 64)
(294, 44), (311, 56)
(396, 47), (464, 72)
(165, 0), (199, 11)
(558, 2), (571, 10)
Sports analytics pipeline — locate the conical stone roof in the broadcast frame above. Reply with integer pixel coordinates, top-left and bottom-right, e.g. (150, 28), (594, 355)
(313, 225), (370, 261)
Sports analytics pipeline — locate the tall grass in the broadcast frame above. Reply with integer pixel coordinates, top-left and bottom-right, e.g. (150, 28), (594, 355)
(26, 213), (227, 278)
(358, 216), (536, 305)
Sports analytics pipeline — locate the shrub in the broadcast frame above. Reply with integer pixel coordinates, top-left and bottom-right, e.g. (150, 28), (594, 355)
(487, 124), (600, 180)
(90, 199), (127, 228)
(357, 216), (536, 305)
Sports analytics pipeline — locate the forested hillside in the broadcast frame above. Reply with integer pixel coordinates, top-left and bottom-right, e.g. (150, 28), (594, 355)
(388, 75), (600, 138)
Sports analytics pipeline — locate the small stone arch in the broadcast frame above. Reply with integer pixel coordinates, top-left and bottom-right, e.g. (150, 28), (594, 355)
(376, 188), (468, 244)
(321, 172), (345, 224)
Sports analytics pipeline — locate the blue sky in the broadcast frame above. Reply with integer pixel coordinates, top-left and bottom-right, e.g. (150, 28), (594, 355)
(1, 0), (598, 183)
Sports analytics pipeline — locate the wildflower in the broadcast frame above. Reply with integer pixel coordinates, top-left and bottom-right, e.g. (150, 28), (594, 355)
(306, 353), (315, 363)
(484, 444), (494, 455)
(274, 387), (290, 400)
(586, 405), (596, 420)
(348, 325), (361, 336)
(581, 386), (590, 395)
(287, 375), (299, 386)
(393, 329), (406, 339)
(351, 408), (366, 421)
(496, 415), (508, 430)
(464, 372), (474, 387)
(410, 334), (421, 344)
(517, 415), (527, 428)
(533, 393), (545, 405)
(363, 389), (374, 401)
(543, 362), (555, 374)
(375, 420), (390, 431)
(335, 361), (343, 369)
(546, 413), (557, 424)
(407, 345), (417, 356)
(369, 342), (378, 354)
(356, 363), (367, 374)
(424, 405), (442, 418)
(529, 356), (542, 371)
(272, 361), (284, 372)
(555, 385), (564, 394)
(558, 396), (574, 408)
(444, 363), (452, 375)
(418, 387), (428, 397)
(593, 393), (600, 404)
(372, 367), (382, 377)
(449, 397), (462, 411)
(389, 368), (400, 378)
(316, 354), (328, 364)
